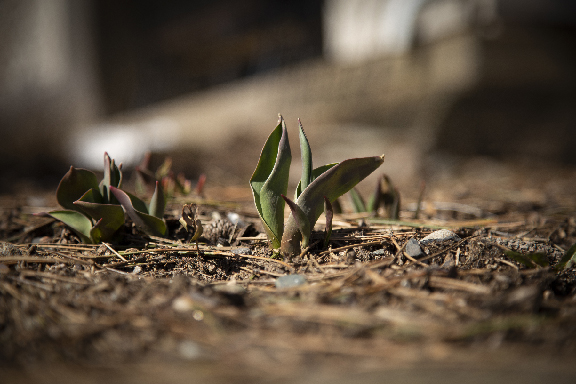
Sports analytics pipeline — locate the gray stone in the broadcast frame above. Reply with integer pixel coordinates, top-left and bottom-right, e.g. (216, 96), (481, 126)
(231, 247), (251, 255)
(275, 274), (307, 289)
(405, 238), (423, 258)
(420, 229), (461, 244)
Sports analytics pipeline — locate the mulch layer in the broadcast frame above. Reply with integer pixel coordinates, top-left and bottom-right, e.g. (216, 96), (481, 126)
(2, 175), (576, 382)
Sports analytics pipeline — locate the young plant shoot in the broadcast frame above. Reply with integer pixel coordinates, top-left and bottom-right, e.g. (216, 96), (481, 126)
(42, 152), (167, 243)
(251, 115), (385, 259)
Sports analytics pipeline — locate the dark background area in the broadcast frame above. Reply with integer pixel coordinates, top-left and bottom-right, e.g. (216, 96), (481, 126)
(94, 0), (324, 114)
(0, 0), (575, 191)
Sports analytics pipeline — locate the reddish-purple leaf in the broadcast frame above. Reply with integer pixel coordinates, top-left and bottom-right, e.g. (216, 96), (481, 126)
(110, 186), (167, 237)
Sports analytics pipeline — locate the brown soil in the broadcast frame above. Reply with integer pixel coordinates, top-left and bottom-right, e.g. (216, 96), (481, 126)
(2, 160), (576, 383)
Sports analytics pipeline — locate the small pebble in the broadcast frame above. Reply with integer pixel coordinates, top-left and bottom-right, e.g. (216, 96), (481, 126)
(405, 238), (423, 258)
(231, 247), (251, 255)
(372, 249), (386, 256)
(275, 274), (307, 289)
(420, 229), (461, 244)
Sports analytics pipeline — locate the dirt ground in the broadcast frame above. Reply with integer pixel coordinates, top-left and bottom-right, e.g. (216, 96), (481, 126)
(2, 157), (576, 383)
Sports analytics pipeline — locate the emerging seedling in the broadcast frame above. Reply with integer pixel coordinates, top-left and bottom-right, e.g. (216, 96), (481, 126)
(250, 115), (385, 259)
(348, 174), (401, 219)
(180, 204), (203, 255)
(42, 152), (167, 243)
(135, 152), (203, 198)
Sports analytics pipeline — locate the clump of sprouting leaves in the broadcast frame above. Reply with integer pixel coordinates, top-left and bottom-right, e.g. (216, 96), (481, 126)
(135, 152), (206, 199)
(41, 152), (167, 244)
(180, 204), (203, 254)
(348, 174), (400, 219)
(250, 115), (385, 259)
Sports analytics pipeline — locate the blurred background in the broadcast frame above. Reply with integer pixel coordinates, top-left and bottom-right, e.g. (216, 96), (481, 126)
(1, 0), (575, 196)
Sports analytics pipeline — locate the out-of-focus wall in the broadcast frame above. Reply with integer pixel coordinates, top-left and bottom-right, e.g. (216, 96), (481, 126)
(1, 0), (575, 190)
(324, 0), (497, 62)
(0, 0), (100, 187)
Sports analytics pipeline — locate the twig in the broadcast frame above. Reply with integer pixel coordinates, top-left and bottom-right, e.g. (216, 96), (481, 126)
(403, 251), (429, 268)
(428, 276), (491, 294)
(104, 243), (127, 262)
(30, 243), (99, 251)
(103, 256), (147, 268)
(498, 258), (519, 270)
(299, 241), (319, 260)
(0, 256), (62, 265)
(318, 241), (379, 256)
(95, 266), (132, 276)
(239, 266), (284, 277)
(19, 270), (92, 285)
(54, 252), (95, 266)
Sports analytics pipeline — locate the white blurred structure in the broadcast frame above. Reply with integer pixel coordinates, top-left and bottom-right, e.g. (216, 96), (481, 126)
(71, 118), (181, 169)
(70, 0), (498, 169)
(2, 0), (574, 187)
(324, 0), (498, 63)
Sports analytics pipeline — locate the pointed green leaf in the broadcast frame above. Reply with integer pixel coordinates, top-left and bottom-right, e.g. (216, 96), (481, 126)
(556, 243), (576, 271)
(250, 116), (291, 248)
(56, 166), (100, 211)
(366, 176), (382, 213)
(282, 155), (385, 257)
(301, 156), (385, 223)
(100, 152), (111, 201)
(503, 249), (549, 268)
(323, 196), (333, 248)
(298, 119), (313, 197)
(73, 192), (125, 241)
(528, 252), (550, 267)
(135, 167), (156, 195)
(382, 175), (400, 219)
(295, 163), (338, 199)
(148, 181), (166, 219)
(114, 160), (123, 189)
(100, 152), (123, 204)
(282, 194), (310, 249)
(75, 188), (103, 204)
(110, 187), (167, 237)
(194, 174), (206, 196)
(348, 187), (366, 213)
(155, 157), (172, 179)
(122, 191), (149, 214)
(47, 210), (94, 243)
(250, 118), (283, 202)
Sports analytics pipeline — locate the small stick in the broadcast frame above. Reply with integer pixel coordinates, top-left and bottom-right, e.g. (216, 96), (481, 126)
(104, 243), (127, 262)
